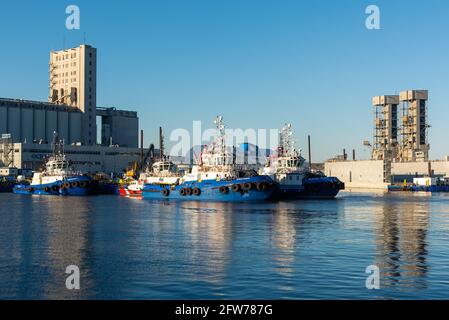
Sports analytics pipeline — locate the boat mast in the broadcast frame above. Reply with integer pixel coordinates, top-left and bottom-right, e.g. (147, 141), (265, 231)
(214, 116), (226, 166)
(52, 131), (64, 157)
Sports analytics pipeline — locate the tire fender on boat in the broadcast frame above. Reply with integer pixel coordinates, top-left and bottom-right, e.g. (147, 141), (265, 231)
(219, 186), (229, 194)
(242, 182), (252, 191)
(231, 184), (240, 192)
(193, 187), (201, 196)
(256, 182), (267, 191)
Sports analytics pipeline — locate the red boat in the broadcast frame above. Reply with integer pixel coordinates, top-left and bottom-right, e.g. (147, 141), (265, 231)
(119, 180), (144, 197)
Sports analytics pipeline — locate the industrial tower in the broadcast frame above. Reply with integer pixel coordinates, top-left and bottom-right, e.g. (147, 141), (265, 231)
(398, 90), (430, 162)
(49, 44), (97, 145)
(372, 95), (399, 161)
(371, 90), (430, 163)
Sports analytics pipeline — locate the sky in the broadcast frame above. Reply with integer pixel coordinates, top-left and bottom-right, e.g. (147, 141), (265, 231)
(1, 0), (448, 162)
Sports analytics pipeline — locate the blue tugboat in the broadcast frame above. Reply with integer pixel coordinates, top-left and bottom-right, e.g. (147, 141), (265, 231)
(142, 116), (275, 202)
(13, 132), (95, 196)
(262, 123), (344, 199)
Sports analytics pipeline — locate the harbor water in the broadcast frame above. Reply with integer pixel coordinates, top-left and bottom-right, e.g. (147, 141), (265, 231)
(1, 191), (449, 299)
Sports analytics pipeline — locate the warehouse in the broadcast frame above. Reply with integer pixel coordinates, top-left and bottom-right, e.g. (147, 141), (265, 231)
(1, 142), (144, 174)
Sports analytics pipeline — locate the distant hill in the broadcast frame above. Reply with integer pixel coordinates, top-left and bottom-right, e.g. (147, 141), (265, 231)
(170, 143), (274, 165)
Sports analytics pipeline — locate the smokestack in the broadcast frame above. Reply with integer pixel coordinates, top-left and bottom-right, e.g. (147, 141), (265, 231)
(233, 145), (237, 165)
(343, 148), (347, 160)
(140, 130), (144, 162)
(352, 149), (355, 161)
(308, 135), (312, 172)
(244, 142), (248, 165)
(159, 127), (164, 160)
(428, 161), (432, 177)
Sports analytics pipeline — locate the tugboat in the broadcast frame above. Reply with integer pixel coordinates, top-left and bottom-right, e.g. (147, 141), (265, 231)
(142, 116), (275, 202)
(119, 160), (181, 197)
(119, 129), (182, 197)
(13, 132), (94, 196)
(262, 123), (344, 199)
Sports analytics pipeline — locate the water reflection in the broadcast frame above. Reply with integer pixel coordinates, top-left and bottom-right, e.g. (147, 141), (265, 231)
(1, 192), (448, 299)
(178, 202), (233, 286)
(270, 202), (298, 278)
(0, 195), (93, 299)
(36, 196), (93, 299)
(373, 194), (429, 290)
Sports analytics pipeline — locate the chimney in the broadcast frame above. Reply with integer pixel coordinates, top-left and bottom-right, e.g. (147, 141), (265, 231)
(308, 135), (312, 171)
(140, 130), (144, 162)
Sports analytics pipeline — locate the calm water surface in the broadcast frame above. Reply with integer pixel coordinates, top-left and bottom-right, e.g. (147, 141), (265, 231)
(1, 191), (449, 299)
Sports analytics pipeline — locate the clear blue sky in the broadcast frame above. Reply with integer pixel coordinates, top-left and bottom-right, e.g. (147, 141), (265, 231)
(1, 0), (448, 161)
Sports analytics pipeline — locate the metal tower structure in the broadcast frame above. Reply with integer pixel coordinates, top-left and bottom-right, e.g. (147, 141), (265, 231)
(0, 134), (14, 168)
(399, 90), (429, 162)
(372, 95), (399, 161)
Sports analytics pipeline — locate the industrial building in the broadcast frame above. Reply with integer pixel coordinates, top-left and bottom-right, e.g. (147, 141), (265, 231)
(0, 44), (141, 174)
(325, 90), (449, 189)
(49, 44), (98, 145)
(0, 98), (83, 145)
(1, 142), (143, 174)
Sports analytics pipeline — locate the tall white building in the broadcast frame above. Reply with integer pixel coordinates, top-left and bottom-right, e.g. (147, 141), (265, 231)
(49, 44), (97, 145)
(1, 44), (140, 172)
